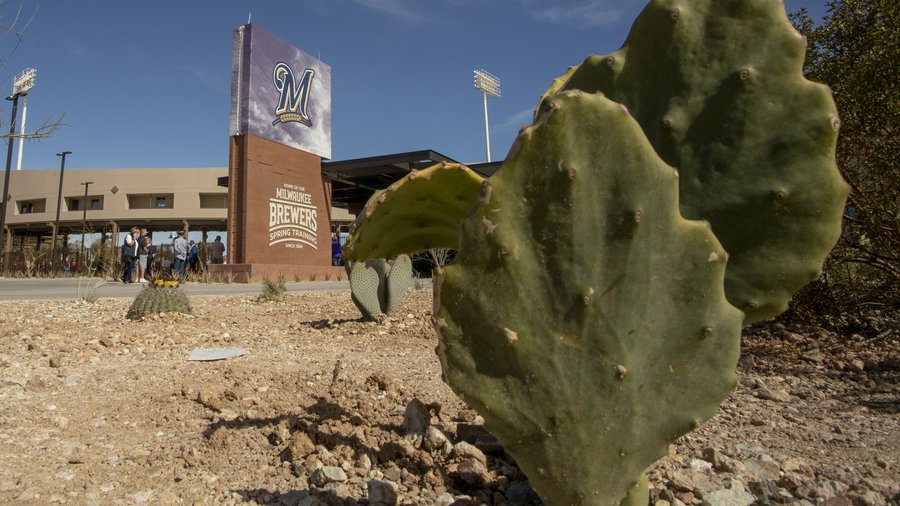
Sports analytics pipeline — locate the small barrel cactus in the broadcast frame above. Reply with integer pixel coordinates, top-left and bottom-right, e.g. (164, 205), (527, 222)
(348, 255), (413, 320)
(126, 285), (192, 320)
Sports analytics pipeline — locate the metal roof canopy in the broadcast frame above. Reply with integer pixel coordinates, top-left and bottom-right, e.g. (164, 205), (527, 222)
(322, 149), (502, 211)
(218, 149), (504, 213)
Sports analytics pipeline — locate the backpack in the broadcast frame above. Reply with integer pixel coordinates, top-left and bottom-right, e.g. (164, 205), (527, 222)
(121, 236), (135, 259)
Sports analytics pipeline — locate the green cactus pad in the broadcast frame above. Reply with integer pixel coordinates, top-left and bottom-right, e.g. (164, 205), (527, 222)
(435, 91), (743, 505)
(380, 255), (413, 314)
(350, 260), (386, 320)
(536, 0), (848, 322)
(342, 162), (484, 262)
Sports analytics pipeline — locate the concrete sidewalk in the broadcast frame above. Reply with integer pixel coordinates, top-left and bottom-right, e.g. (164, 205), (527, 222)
(0, 277), (351, 301)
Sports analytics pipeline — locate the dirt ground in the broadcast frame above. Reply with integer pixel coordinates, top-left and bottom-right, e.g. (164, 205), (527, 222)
(0, 287), (897, 505)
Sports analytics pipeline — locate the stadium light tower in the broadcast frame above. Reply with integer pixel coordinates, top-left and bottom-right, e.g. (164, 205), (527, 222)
(14, 68), (35, 171)
(474, 69), (500, 162)
(0, 68), (35, 274)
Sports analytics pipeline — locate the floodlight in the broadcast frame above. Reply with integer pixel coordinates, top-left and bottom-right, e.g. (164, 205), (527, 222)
(474, 69), (501, 98)
(473, 69), (501, 162)
(12, 68), (36, 95)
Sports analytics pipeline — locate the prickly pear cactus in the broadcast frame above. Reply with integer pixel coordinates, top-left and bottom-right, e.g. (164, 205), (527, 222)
(343, 162), (484, 261)
(536, 0), (848, 322)
(434, 91), (743, 505)
(126, 285), (192, 320)
(340, 1), (848, 504)
(348, 255), (414, 320)
(381, 255), (413, 314)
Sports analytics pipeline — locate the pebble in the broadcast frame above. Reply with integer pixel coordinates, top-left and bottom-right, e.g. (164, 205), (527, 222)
(401, 398), (430, 435)
(310, 465), (347, 487)
(701, 486), (755, 506)
(367, 479), (399, 505)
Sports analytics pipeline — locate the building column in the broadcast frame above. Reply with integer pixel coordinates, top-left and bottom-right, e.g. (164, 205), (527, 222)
(109, 221), (120, 270)
(182, 219), (189, 239)
(1, 226), (11, 275)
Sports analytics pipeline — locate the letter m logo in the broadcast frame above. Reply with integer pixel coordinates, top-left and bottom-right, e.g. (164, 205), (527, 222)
(272, 62), (315, 127)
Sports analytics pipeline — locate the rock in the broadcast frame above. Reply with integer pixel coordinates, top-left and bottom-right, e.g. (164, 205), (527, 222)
(454, 457), (491, 487)
(781, 457), (815, 480)
(848, 359), (866, 372)
(367, 479), (399, 505)
(738, 354), (757, 370)
(99, 336), (114, 347)
(278, 490), (311, 506)
(310, 466), (347, 487)
(401, 398), (430, 435)
(690, 458), (714, 471)
(296, 495), (326, 506)
(701, 487), (755, 506)
(378, 439), (417, 462)
(742, 458), (781, 482)
(423, 426), (451, 453)
(851, 490), (887, 506)
(748, 479), (793, 503)
(435, 493), (455, 506)
(822, 495), (855, 506)
(506, 480), (542, 506)
(756, 387), (791, 403)
(456, 423), (503, 455)
(49, 356), (62, 368)
(281, 431), (316, 462)
(800, 348), (823, 364)
(453, 441), (487, 464)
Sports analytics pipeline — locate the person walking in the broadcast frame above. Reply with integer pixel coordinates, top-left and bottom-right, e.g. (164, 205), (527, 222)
(172, 231), (189, 278)
(331, 234), (342, 266)
(145, 235), (155, 280)
(136, 228), (150, 283)
(209, 235), (225, 264)
(120, 228), (139, 284)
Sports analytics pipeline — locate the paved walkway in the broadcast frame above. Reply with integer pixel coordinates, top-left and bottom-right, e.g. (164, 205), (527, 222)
(0, 277), (351, 301)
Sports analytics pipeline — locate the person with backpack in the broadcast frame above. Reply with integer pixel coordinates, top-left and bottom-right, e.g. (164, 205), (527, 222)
(187, 240), (200, 273)
(121, 228), (139, 283)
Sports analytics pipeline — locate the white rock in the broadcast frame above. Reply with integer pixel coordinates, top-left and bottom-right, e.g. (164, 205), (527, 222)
(453, 441), (486, 464)
(367, 479), (399, 505)
(701, 487), (755, 506)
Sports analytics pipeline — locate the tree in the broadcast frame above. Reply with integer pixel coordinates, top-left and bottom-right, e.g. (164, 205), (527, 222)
(789, 0), (899, 324)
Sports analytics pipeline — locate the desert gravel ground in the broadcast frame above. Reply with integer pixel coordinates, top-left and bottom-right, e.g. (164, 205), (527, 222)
(0, 288), (897, 505)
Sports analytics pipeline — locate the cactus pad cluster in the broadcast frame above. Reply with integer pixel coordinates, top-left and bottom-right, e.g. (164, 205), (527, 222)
(342, 0), (848, 504)
(348, 255), (414, 320)
(126, 285), (192, 320)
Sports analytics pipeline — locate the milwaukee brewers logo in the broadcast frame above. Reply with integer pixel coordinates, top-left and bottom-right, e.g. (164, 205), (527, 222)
(272, 62), (315, 127)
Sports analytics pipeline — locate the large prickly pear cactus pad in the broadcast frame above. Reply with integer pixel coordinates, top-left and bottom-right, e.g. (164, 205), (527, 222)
(538, 0), (848, 323)
(340, 0), (848, 503)
(434, 91), (744, 505)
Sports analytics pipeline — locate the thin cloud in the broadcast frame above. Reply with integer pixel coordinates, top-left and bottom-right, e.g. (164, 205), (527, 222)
(497, 108), (536, 132)
(352, 0), (426, 24)
(185, 67), (229, 96)
(532, 0), (626, 27)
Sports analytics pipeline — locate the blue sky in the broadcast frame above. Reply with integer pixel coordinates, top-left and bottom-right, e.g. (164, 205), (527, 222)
(6, 0), (829, 172)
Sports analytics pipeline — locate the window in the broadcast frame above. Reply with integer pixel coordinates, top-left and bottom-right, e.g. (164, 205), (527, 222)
(19, 202), (33, 214)
(70, 199), (79, 211)
(200, 193), (227, 209)
(91, 198), (101, 210)
(127, 193), (173, 209)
